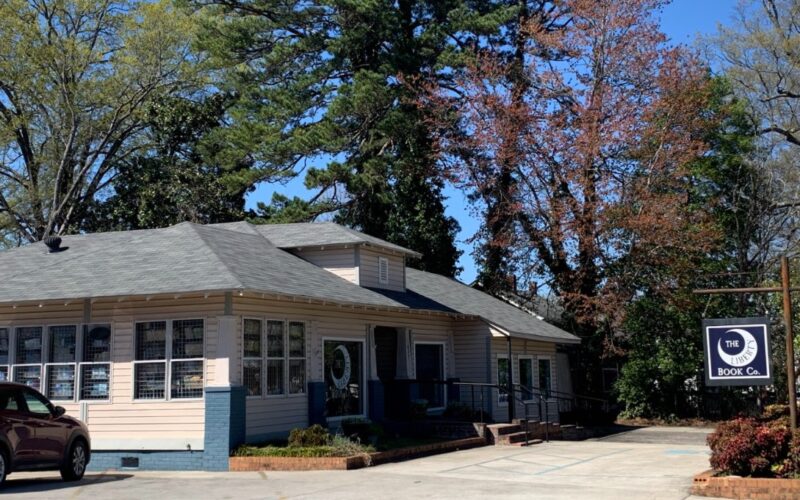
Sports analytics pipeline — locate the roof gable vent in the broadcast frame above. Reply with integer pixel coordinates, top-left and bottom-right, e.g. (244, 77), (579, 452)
(43, 235), (66, 253)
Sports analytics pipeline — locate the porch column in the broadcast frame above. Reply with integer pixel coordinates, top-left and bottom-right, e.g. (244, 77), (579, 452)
(203, 311), (245, 471)
(367, 325), (385, 422)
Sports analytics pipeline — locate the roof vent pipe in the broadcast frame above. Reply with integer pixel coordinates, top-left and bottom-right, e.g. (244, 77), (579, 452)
(43, 235), (64, 253)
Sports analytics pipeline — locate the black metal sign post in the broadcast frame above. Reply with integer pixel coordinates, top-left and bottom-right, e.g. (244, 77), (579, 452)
(694, 256), (797, 432)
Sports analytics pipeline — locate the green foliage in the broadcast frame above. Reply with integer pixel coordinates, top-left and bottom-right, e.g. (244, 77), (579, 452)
(287, 424), (330, 448)
(0, 0), (201, 242)
(192, 0), (527, 276)
(83, 94), (247, 232)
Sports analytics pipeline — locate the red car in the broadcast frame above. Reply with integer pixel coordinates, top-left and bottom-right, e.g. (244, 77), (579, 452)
(0, 382), (90, 485)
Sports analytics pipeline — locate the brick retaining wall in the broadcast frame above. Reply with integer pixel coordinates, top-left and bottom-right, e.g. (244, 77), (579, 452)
(692, 470), (800, 500)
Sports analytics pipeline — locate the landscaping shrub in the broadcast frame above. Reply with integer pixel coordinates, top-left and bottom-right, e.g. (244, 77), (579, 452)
(288, 424), (330, 447)
(707, 417), (792, 477)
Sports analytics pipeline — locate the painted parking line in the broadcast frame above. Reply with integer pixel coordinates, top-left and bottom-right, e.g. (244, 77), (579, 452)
(533, 448), (633, 476)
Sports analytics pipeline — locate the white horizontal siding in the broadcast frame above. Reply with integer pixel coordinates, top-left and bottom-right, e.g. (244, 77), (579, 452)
(359, 247), (405, 291)
(291, 247), (358, 284)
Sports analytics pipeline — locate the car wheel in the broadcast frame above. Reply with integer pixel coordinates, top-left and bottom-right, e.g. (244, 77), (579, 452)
(0, 448), (8, 486)
(60, 440), (87, 482)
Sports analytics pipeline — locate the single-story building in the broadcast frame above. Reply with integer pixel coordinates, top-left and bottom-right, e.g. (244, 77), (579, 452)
(0, 221), (579, 470)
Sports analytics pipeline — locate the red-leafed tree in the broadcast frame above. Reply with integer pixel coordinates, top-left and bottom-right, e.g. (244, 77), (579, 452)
(422, 0), (719, 389)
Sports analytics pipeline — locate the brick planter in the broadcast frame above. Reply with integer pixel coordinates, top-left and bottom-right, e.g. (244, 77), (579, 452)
(229, 436), (487, 471)
(692, 469), (800, 500)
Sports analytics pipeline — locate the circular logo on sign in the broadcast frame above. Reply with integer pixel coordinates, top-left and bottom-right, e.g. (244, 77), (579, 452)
(717, 328), (759, 367)
(330, 345), (351, 389)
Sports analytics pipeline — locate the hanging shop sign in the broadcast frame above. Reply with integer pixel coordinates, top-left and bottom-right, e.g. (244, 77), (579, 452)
(703, 317), (772, 386)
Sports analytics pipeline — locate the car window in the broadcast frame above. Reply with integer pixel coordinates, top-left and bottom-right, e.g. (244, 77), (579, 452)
(21, 389), (52, 416)
(0, 389), (20, 412)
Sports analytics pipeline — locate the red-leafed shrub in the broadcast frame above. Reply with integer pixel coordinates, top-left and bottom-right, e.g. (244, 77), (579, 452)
(707, 417), (792, 477)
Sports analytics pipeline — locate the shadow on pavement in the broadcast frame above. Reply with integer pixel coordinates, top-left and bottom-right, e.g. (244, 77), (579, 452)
(2, 472), (133, 493)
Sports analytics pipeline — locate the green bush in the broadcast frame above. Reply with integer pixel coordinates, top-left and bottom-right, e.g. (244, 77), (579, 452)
(288, 424), (330, 447)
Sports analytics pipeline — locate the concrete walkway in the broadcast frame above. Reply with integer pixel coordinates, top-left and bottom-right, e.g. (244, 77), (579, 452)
(3, 427), (716, 499)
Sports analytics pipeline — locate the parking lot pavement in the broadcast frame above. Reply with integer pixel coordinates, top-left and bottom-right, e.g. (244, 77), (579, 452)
(2, 429), (713, 500)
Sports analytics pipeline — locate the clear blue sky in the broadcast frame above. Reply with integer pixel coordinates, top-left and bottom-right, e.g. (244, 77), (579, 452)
(245, 0), (741, 283)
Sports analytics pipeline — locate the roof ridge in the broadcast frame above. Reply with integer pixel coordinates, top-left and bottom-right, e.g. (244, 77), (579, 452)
(182, 224), (247, 289)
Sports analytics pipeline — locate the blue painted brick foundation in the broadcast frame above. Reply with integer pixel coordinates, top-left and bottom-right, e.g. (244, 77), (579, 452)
(88, 385), (246, 472)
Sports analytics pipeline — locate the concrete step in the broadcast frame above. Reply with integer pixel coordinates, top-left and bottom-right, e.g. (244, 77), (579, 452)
(507, 438), (544, 447)
(486, 423), (523, 436)
(496, 431), (534, 445)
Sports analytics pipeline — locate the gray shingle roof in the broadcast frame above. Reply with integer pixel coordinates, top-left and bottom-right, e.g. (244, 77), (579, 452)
(212, 221), (422, 258)
(0, 223), (408, 309)
(0, 221), (578, 344)
(405, 268), (580, 344)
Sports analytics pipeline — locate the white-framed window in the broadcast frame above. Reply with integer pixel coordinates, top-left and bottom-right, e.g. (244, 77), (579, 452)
(134, 319), (204, 401)
(80, 324), (111, 400)
(378, 257), (389, 285)
(3, 324), (111, 401)
(242, 318), (263, 397)
(45, 325), (77, 401)
(14, 326), (43, 391)
(0, 328), (9, 381)
(242, 318), (307, 398)
(518, 355), (534, 401)
(497, 354), (509, 406)
(288, 322), (306, 395)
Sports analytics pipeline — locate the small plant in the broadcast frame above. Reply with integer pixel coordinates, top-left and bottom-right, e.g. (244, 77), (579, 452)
(288, 424), (330, 448)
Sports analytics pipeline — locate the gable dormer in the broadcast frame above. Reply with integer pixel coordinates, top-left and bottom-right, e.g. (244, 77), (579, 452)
(253, 222), (421, 292)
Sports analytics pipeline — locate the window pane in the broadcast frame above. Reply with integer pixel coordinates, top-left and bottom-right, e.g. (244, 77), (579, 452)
(47, 364), (75, 400)
(16, 327), (43, 364)
(243, 319), (262, 358)
(13, 365), (41, 391)
(243, 360), (262, 397)
(171, 360), (203, 399)
(49, 325), (77, 363)
(136, 322), (166, 361)
(519, 359), (533, 400)
(0, 367), (7, 382)
(0, 389), (19, 411)
(84, 325), (111, 362)
(414, 344), (444, 408)
(497, 357), (509, 404)
(0, 328), (8, 364)
(80, 364), (110, 400)
(324, 340), (363, 417)
(289, 359), (305, 394)
(22, 390), (51, 415)
(134, 362), (165, 399)
(267, 321), (284, 358)
(538, 359), (552, 396)
(266, 359), (284, 395)
(288, 322), (305, 358)
(172, 319), (204, 359)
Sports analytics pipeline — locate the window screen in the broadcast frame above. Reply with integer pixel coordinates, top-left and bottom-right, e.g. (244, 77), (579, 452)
(0, 328), (8, 364)
(16, 327), (42, 364)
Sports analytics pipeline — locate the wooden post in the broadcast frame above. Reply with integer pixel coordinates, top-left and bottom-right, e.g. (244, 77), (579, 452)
(782, 257), (797, 432)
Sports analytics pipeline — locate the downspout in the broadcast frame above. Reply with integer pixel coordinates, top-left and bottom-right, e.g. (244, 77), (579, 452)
(507, 334), (515, 422)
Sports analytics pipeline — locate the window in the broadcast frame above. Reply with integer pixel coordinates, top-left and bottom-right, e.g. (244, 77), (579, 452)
(4, 324), (111, 401)
(80, 325), (111, 400)
(497, 355), (509, 405)
(288, 322), (306, 395)
(135, 321), (167, 399)
(266, 320), (284, 395)
(0, 388), (20, 411)
(243, 319), (307, 398)
(519, 357), (533, 401)
(242, 319), (262, 397)
(0, 328), (8, 381)
(135, 320), (204, 400)
(14, 327), (43, 390)
(324, 339), (363, 418)
(46, 325), (77, 400)
(22, 388), (51, 416)
(378, 257), (389, 285)
(538, 358), (552, 398)
(415, 343), (445, 410)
